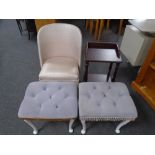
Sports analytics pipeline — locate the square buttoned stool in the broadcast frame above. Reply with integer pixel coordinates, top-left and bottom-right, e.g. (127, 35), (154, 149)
(18, 81), (78, 134)
(79, 82), (138, 134)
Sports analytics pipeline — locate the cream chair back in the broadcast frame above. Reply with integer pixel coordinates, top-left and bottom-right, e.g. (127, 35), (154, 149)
(37, 23), (82, 67)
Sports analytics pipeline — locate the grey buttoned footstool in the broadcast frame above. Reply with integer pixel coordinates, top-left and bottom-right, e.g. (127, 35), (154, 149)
(18, 81), (78, 134)
(79, 82), (138, 134)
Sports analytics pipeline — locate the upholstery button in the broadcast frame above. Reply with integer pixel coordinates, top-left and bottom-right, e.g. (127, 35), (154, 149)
(58, 86), (62, 90)
(56, 105), (58, 108)
(87, 94), (91, 98)
(102, 92), (106, 97)
(42, 86), (46, 90)
(108, 86), (111, 89)
(65, 94), (68, 98)
(50, 95), (52, 99)
(93, 86), (96, 89)
(113, 102), (116, 106)
(31, 93), (35, 97)
(97, 102), (100, 106)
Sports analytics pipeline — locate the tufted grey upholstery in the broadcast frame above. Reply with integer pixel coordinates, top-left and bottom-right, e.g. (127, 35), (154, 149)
(18, 81), (78, 119)
(79, 82), (138, 121)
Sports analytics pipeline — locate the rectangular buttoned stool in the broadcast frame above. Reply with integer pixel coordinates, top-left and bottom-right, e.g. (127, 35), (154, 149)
(18, 81), (78, 134)
(79, 82), (138, 134)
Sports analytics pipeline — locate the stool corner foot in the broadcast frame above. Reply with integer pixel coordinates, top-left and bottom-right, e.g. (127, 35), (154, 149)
(33, 130), (38, 135)
(115, 129), (120, 134)
(81, 129), (86, 135)
(69, 129), (73, 133)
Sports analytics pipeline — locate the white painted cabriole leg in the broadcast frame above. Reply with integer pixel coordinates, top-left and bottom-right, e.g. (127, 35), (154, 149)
(69, 119), (75, 133)
(24, 119), (38, 135)
(115, 120), (131, 134)
(81, 120), (86, 134)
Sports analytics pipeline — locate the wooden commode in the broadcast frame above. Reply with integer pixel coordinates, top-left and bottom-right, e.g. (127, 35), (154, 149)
(132, 39), (155, 110)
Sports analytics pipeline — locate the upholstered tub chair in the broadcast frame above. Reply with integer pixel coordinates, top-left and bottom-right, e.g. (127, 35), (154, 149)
(37, 23), (82, 83)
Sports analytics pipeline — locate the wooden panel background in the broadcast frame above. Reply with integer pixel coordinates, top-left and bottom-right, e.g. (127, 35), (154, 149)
(131, 39), (155, 110)
(35, 19), (56, 32)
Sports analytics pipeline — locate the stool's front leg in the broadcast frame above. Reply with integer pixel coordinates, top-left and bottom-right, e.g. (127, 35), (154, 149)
(81, 120), (86, 134)
(24, 119), (38, 135)
(69, 119), (75, 133)
(115, 120), (131, 134)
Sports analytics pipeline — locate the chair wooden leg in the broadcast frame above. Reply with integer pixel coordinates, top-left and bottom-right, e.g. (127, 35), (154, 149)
(98, 19), (105, 40)
(118, 19), (124, 35)
(106, 19), (110, 32)
(94, 19), (99, 39)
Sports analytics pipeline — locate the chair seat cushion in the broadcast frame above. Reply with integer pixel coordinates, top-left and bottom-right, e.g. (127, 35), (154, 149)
(79, 82), (138, 121)
(39, 57), (79, 81)
(18, 82), (78, 119)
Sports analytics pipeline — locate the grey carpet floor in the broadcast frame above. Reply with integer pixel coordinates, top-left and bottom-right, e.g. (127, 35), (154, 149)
(0, 19), (155, 135)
